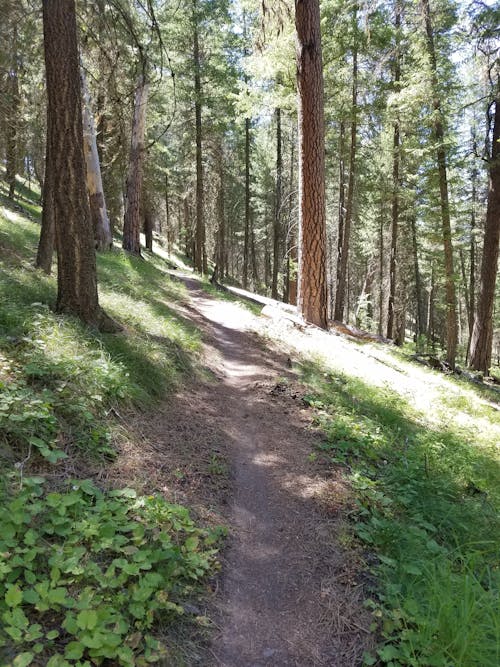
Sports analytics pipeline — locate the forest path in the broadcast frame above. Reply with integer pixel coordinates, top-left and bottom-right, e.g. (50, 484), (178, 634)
(167, 274), (372, 667)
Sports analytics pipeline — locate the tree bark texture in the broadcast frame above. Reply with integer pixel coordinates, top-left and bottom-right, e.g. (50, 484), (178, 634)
(42, 0), (114, 330)
(421, 0), (458, 368)
(81, 64), (112, 250)
(295, 0), (328, 329)
(470, 86), (500, 373)
(123, 73), (149, 256)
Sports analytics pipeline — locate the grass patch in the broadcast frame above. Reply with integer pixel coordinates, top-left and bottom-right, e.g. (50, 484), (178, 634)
(0, 203), (222, 665)
(301, 363), (500, 667)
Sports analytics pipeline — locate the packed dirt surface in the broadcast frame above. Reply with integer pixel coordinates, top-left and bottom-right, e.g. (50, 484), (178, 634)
(159, 275), (374, 667)
(110, 269), (498, 666)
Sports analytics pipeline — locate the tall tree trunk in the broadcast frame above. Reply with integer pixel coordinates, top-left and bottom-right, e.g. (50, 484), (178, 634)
(295, 0), (328, 328)
(335, 119), (346, 312)
(411, 215), (425, 347)
(123, 72), (149, 256)
(193, 2), (206, 273)
(81, 64), (112, 250)
(35, 134), (55, 274)
(421, 0), (458, 368)
(5, 28), (20, 200)
(243, 116), (251, 289)
(334, 22), (358, 323)
(272, 107), (283, 299)
(469, 85), (500, 373)
(378, 192), (385, 336)
(387, 1), (401, 339)
(42, 0), (117, 331)
(144, 204), (153, 252)
(285, 124), (296, 304)
(217, 144), (226, 281)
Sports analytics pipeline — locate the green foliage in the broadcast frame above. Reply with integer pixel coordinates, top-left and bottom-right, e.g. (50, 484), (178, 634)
(0, 207), (201, 466)
(0, 477), (220, 666)
(302, 365), (500, 667)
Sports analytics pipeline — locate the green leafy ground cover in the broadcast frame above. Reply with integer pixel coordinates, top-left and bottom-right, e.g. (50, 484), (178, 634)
(0, 191), (222, 665)
(302, 364), (500, 667)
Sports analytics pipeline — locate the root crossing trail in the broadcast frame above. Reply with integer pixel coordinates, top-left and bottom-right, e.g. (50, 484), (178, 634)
(170, 276), (371, 667)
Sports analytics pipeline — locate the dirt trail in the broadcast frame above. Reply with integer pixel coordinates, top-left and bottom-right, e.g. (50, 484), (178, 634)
(164, 276), (372, 667)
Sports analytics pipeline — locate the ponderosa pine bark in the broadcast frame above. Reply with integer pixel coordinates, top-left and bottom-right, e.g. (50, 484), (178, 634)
(295, 0), (328, 328)
(42, 0), (117, 331)
(421, 0), (458, 368)
(81, 64), (112, 250)
(469, 85), (500, 373)
(123, 72), (149, 256)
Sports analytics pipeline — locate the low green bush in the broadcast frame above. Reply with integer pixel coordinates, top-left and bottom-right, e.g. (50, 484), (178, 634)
(0, 478), (222, 666)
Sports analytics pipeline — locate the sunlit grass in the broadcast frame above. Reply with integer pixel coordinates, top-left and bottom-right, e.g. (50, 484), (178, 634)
(301, 362), (500, 667)
(0, 205), (202, 464)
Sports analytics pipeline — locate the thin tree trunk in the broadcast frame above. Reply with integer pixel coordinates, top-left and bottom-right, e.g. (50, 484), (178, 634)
(387, 1), (401, 339)
(295, 0), (328, 328)
(334, 22), (358, 322)
(285, 124), (296, 304)
(421, 0), (458, 368)
(336, 119), (346, 311)
(411, 215), (425, 347)
(144, 205), (153, 251)
(193, 2), (206, 273)
(243, 116), (251, 289)
(5, 29), (20, 200)
(272, 107), (283, 299)
(470, 84), (500, 373)
(42, 0), (117, 331)
(35, 134), (55, 274)
(81, 64), (112, 250)
(123, 72), (149, 256)
(378, 197), (384, 336)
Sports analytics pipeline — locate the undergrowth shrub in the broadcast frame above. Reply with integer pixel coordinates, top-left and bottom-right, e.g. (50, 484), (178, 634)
(0, 477), (222, 666)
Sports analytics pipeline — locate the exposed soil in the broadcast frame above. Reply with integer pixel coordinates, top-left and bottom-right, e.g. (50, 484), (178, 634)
(134, 275), (375, 666)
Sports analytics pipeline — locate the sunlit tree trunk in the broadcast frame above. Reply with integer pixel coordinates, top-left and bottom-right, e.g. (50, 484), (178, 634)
(295, 0), (328, 328)
(421, 0), (458, 368)
(81, 64), (112, 250)
(272, 107), (283, 299)
(470, 85), (500, 373)
(42, 0), (117, 331)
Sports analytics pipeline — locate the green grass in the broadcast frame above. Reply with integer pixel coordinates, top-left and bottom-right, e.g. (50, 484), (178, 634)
(0, 201), (221, 665)
(301, 363), (500, 667)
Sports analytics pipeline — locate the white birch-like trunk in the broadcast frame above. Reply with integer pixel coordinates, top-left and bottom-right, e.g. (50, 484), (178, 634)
(81, 63), (112, 250)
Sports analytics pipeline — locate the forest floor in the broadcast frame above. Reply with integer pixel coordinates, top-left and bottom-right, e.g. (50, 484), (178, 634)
(153, 269), (500, 667)
(153, 274), (375, 666)
(1, 188), (498, 666)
